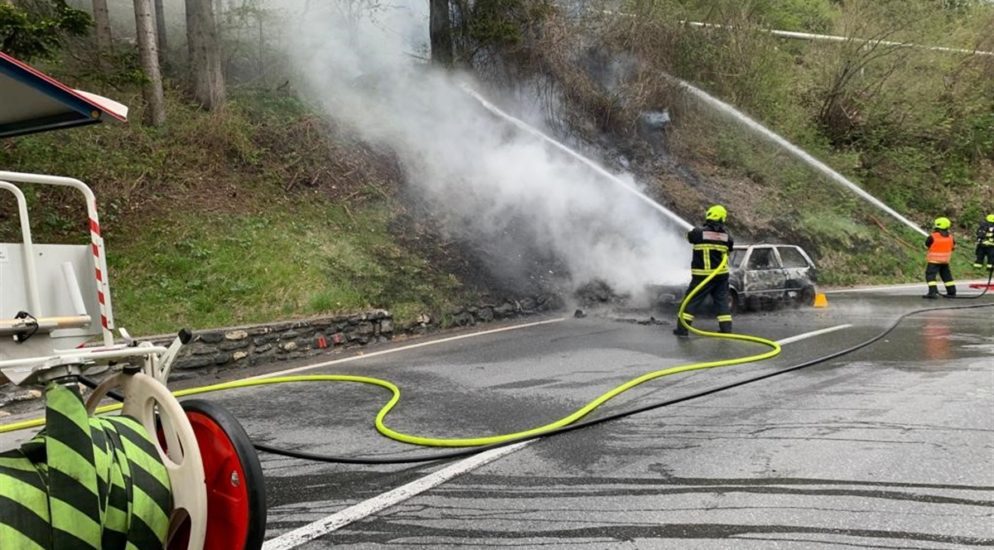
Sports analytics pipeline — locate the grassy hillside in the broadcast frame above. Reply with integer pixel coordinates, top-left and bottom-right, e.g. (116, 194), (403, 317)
(3, 0), (992, 336)
(0, 84), (469, 334)
(504, 0), (992, 285)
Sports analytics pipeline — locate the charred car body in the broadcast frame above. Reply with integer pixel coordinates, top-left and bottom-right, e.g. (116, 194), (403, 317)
(727, 244), (818, 311)
(655, 244), (818, 312)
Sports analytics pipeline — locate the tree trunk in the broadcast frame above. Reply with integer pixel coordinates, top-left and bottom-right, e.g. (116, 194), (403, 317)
(92, 0), (113, 62)
(154, 0), (168, 56)
(430, 0), (453, 67)
(134, 0), (166, 126)
(185, 0), (226, 111)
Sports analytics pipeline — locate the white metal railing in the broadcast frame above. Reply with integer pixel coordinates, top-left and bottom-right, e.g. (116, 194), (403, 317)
(0, 171), (115, 345)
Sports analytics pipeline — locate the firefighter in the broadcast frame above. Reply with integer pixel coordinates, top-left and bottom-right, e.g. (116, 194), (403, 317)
(973, 213), (994, 271)
(923, 217), (956, 299)
(674, 204), (734, 336)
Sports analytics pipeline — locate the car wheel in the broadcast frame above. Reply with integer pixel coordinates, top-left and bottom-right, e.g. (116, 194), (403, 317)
(799, 286), (816, 307)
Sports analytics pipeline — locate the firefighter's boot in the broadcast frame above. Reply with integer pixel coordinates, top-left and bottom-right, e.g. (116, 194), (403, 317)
(672, 322), (691, 337)
(719, 320), (733, 334)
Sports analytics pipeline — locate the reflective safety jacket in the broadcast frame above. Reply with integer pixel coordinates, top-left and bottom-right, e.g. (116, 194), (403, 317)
(977, 221), (994, 246)
(689, 221), (734, 276)
(925, 230), (955, 264)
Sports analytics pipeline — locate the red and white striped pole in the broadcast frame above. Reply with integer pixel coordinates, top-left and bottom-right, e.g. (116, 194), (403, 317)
(87, 202), (114, 346)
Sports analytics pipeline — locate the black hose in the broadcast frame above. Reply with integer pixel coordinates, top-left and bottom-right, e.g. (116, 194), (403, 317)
(944, 266), (993, 299)
(80, 298), (994, 465)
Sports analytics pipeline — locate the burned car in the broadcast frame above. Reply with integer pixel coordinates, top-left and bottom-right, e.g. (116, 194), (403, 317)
(727, 244), (818, 311)
(654, 244), (818, 312)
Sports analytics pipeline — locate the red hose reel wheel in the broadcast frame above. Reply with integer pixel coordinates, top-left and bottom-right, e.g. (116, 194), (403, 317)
(165, 399), (266, 550)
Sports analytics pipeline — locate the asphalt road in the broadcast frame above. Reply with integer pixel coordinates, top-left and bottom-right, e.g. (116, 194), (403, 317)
(1, 286), (991, 549)
(192, 286), (994, 549)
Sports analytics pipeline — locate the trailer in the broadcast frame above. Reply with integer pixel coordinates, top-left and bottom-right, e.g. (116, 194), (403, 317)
(0, 51), (265, 550)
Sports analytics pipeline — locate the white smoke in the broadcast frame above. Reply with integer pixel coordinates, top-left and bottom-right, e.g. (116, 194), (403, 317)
(281, 1), (691, 299)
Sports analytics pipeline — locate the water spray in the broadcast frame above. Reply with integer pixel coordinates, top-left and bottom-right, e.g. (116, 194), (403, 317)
(669, 77), (928, 237)
(459, 83), (694, 232)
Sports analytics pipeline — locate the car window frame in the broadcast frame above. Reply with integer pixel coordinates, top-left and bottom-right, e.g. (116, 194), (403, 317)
(746, 246), (782, 271)
(776, 245), (811, 269)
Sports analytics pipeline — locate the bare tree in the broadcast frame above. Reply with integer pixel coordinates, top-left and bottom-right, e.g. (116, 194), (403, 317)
(92, 0), (113, 64)
(185, 0), (225, 110)
(134, 0), (166, 125)
(154, 0), (168, 56)
(430, 0), (453, 66)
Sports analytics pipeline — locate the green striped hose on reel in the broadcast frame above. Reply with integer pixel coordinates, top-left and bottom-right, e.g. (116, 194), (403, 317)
(0, 384), (172, 550)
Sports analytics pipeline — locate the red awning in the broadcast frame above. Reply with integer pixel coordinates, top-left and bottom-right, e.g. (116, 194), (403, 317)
(0, 51), (128, 138)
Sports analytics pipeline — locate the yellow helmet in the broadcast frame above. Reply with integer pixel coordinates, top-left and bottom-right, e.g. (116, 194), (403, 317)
(987, 213), (994, 223)
(705, 205), (727, 222)
(933, 217), (951, 230)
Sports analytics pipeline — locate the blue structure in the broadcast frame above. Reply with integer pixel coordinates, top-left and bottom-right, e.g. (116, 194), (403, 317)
(0, 51), (127, 138)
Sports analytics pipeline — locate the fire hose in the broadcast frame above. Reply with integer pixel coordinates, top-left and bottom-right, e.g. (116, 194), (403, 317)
(0, 384), (172, 549)
(2, 262), (992, 468)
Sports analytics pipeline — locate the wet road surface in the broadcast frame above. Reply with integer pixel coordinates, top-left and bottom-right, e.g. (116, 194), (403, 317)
(2, 287), (991, 548)
(197, 287), (994, 549)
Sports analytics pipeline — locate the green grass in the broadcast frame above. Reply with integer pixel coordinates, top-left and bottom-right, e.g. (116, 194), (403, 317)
(0, 84), (471, 335)
(107, 201), (467, 334)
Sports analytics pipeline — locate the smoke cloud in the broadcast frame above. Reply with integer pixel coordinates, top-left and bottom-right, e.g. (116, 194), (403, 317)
(281, 1), (690, 300)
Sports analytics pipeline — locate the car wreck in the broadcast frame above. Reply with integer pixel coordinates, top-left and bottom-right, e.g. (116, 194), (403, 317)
(653, 243), (818, 312)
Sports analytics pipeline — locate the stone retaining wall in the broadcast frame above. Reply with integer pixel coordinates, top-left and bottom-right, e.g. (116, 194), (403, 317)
(0, 295), (562, 409)
(158, 295), (562, 375)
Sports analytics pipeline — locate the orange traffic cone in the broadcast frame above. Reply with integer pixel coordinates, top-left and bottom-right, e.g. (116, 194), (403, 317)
(813, 293), (828, 308)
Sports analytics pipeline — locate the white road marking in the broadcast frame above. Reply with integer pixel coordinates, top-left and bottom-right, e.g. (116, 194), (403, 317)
(260, 441), (531, 550)
(776, 324), (852, 345)
(260, 321), (854, 549)
(245, 317), (566, 381)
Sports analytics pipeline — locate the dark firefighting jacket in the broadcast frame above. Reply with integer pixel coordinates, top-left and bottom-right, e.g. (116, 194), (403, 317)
(689, 221), (734, 276)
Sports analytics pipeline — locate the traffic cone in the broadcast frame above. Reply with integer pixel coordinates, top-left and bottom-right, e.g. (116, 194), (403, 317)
(813, 293), (828, 308)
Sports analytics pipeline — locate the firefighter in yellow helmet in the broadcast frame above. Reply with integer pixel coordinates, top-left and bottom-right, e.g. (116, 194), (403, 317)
(973, 213), (994, 271)
(674, 205), (734, 336)
(923, 217), (956, 299)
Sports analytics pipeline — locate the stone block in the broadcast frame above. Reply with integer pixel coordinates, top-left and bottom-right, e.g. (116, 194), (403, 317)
(219, 339), (250, 351)
(198, 331), (224, 344)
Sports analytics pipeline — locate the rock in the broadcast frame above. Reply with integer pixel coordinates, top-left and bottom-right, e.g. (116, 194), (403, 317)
(253, 333), (277, 345)
(477, 307), (494, 322)
(379, 320), (394, 334)
(176, 356), (213, 370)
(225, 330), (249, 341)
(574, 309), (586, 318)
(254, 343), (273, 354)
(219, 339), (250, 351)
(198, 331), (224, 344)
(280, 341), (298, 352)
(494, 303), (514, 318)
(357, 322), (374, 335)
(189, 343), (216, 356)
(233, 351), (249, 362)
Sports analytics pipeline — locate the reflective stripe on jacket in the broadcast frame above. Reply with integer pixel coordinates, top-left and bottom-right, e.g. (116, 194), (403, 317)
(689, 223), (733, 275)
(926, 231), (954, 264)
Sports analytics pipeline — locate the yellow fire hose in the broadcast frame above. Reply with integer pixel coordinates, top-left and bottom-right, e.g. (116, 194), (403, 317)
(1, 258), (781, 447)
